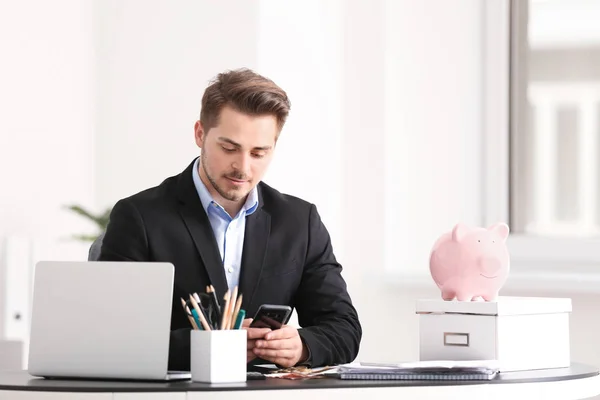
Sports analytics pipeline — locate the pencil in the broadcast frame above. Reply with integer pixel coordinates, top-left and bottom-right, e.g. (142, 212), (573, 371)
(220, 289), (230, 330)
(189, 294), (212, 331)
(230, 293), (243, 330)
(180, 297), (199, 330)
(225, 286), (237, 330)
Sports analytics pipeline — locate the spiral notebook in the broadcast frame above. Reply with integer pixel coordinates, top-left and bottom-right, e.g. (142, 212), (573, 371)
(334, 360), (499, 381)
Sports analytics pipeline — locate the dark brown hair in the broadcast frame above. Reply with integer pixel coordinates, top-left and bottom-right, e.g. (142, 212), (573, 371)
(200, 68), (291, 134)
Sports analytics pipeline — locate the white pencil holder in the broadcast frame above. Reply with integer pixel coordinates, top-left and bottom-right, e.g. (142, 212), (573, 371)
(190, 329), (247, 383)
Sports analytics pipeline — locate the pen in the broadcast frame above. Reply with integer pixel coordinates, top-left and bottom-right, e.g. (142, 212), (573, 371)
(234, 309), (245, 329)
(207, 285), (222, 321)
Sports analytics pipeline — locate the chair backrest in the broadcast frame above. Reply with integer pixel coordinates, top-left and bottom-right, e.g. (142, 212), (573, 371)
(88, 232), (105, 261)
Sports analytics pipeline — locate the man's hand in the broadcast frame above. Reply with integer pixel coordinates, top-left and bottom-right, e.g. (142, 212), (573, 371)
(242, 318), (271, 363)
(252, 325), (308, 368)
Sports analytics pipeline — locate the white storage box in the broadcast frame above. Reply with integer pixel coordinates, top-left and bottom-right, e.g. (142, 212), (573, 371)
(416, 296), (572, 372)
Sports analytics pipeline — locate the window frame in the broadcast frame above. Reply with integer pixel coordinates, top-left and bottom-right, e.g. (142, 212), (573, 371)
(485, 0), (600, 289)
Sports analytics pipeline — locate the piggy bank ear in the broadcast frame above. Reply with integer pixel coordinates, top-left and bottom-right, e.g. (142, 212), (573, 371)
(451, 223), (469, 242)
(488, 222), (510, 241)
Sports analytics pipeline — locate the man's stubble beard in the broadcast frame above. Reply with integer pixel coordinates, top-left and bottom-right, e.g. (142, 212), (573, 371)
(200, 151), (246, 202)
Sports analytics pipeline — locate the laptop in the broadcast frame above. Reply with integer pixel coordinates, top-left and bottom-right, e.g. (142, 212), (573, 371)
(27, 261), (190, 381)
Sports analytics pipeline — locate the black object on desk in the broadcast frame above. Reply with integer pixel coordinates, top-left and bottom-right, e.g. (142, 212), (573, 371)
(247, 372), (266, 380)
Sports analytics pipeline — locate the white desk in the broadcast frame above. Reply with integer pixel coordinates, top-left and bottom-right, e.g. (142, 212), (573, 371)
(0, 364), (599, 400)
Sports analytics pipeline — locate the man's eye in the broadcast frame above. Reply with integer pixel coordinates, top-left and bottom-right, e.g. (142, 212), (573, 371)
(252, 153), (265, 159)
(222, 147), (236, 153)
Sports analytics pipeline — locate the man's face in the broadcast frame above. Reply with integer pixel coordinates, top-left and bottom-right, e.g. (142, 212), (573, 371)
(194, 105), (278, 203)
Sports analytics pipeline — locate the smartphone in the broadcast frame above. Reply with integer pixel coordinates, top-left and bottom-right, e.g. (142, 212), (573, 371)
(249, 304), (292, 329)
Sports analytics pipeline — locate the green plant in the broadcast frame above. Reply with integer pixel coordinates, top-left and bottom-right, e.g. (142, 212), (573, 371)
(64, 204), (112, 242)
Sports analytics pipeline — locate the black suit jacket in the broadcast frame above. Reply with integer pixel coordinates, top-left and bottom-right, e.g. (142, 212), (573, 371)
(98, 158), (361, 370)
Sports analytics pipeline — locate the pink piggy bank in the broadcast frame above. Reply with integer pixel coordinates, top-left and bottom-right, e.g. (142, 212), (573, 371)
(429, 223), (510, 301)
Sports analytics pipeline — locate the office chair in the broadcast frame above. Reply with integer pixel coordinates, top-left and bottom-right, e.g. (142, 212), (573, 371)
(88, 232), (105, 261)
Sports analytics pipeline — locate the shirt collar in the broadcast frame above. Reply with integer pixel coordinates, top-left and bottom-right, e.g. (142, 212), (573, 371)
(192, 157), (259, 217)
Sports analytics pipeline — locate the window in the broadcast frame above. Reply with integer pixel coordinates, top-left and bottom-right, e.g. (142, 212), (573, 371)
(495, 0), (600, 284)
(511, 0), (600, 238)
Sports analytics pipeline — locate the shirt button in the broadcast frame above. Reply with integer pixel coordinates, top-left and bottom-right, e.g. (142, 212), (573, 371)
(228, 267), (233, 273)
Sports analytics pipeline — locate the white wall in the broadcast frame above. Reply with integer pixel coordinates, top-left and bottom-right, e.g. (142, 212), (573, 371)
(340, 0), (388, 361)
(0, 0), (96, 242)
(383, 0), (484, 279)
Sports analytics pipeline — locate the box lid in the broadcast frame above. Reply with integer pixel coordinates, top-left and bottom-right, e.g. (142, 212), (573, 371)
(415, 296), (572, 316)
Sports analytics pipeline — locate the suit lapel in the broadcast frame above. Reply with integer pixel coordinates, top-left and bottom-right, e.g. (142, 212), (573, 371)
(240, 208), (270, 310)
(177, 159), (228, 297)
(178, 203), (228, 296)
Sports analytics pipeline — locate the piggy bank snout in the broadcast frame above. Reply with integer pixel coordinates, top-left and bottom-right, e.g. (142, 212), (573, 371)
(477, 256), (502, 276)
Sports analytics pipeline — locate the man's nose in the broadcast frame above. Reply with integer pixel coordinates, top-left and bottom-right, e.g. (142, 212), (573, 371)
(233, 153), (251, 175)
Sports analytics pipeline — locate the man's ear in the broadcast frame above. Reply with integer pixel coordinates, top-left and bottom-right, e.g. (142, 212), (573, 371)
(274, 131), (281, 146)
(194, 120), (206, 149)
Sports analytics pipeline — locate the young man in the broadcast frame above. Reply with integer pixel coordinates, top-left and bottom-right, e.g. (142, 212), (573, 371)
(98, 68), (361, 371)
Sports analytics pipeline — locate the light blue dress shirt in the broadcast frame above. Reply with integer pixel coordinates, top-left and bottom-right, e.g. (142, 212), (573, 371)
(192, 157), (258, 290)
